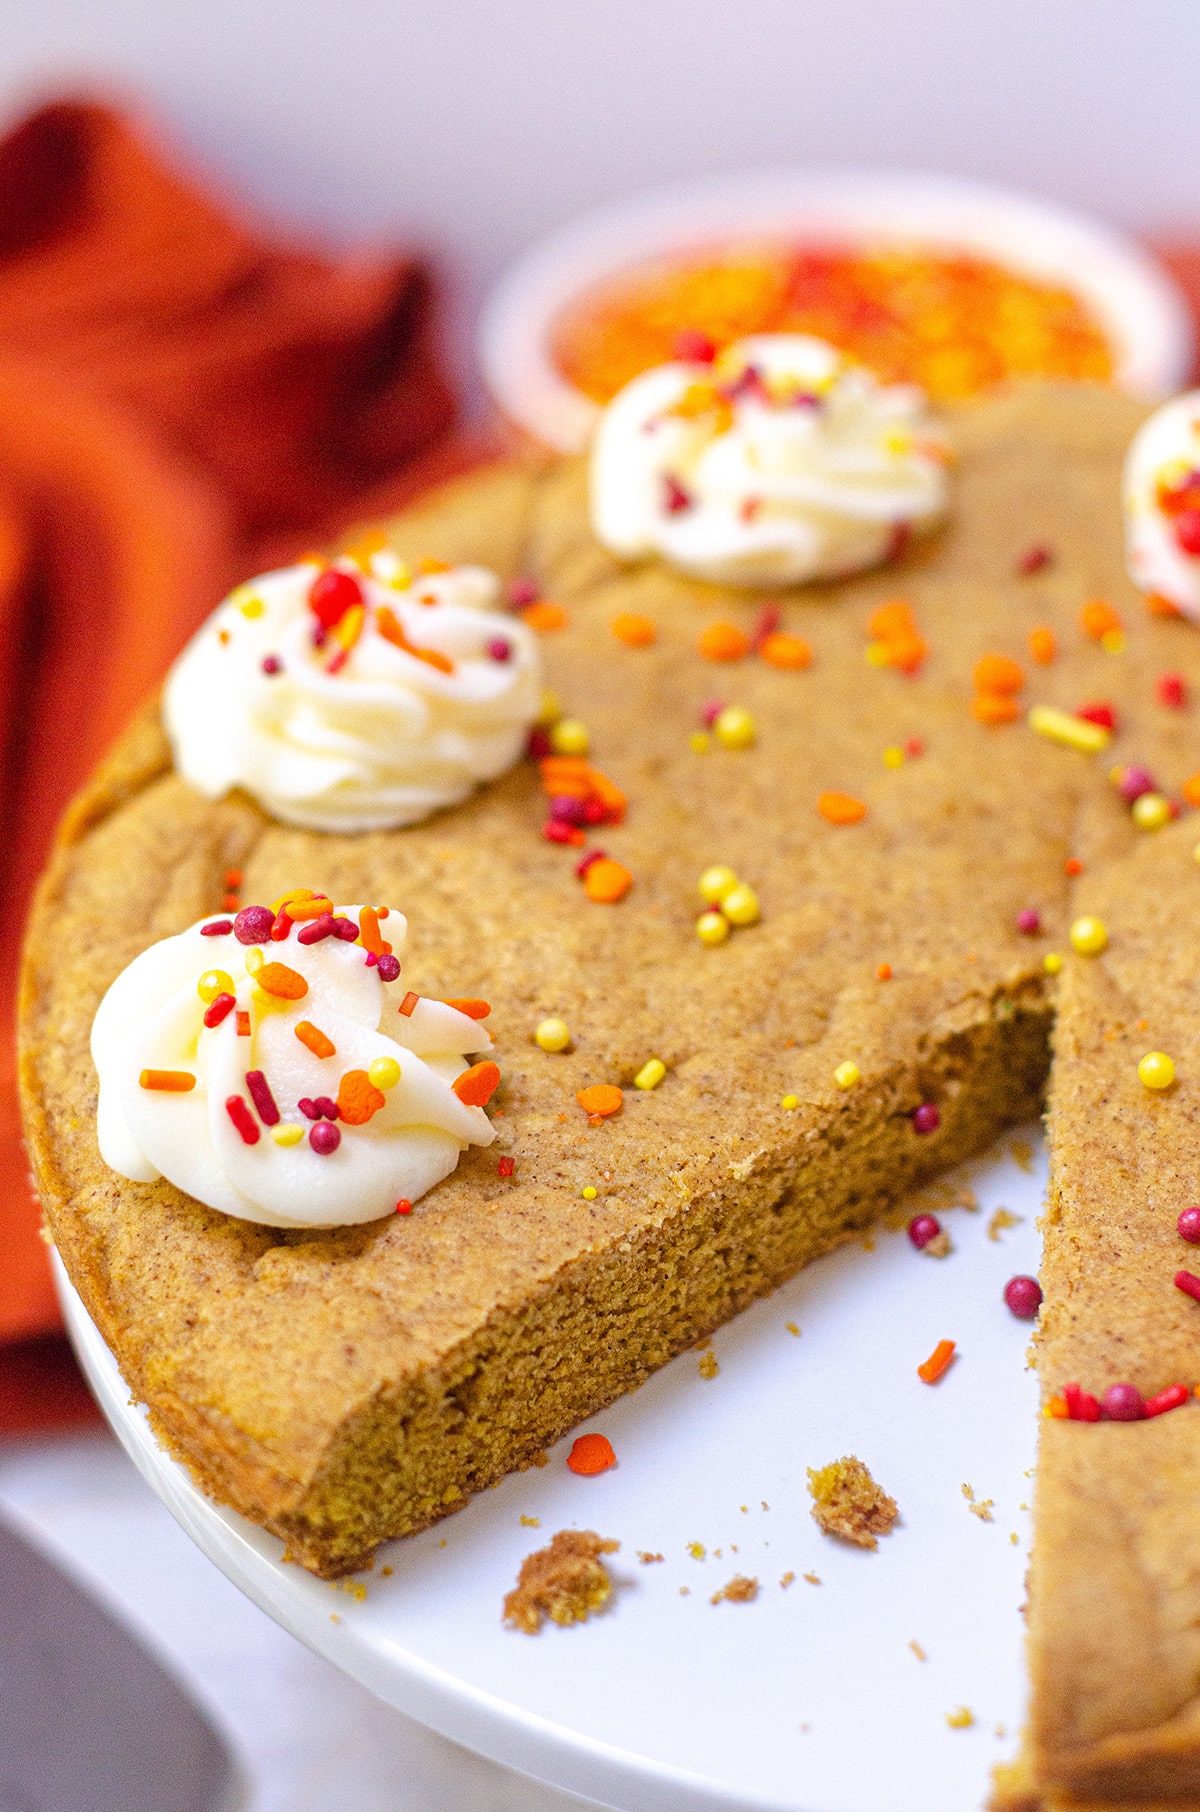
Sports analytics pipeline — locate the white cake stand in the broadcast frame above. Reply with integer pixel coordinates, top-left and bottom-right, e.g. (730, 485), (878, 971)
(58, 1128), (1046, 1812)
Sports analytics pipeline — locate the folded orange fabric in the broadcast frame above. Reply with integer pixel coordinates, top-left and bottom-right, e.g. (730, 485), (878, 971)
(0, 97), (458, 1355)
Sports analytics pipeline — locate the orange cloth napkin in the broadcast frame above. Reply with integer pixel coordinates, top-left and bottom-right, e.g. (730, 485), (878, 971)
(0, 97), (464, 1417)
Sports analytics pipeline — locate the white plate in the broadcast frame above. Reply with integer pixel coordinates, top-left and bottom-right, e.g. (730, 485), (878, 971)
(59, 1126), (1048, 1812)
(480, 169), (1194, 451)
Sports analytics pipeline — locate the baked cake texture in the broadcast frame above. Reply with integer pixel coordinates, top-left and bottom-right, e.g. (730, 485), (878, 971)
(17, 382), (1200, 1806)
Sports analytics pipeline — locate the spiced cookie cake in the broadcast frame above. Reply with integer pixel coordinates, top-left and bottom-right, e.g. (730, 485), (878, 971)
(18, 374), (1200, 1808)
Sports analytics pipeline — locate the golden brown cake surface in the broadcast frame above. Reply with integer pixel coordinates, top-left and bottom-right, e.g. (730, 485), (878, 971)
(18, 381), (1200, 1805)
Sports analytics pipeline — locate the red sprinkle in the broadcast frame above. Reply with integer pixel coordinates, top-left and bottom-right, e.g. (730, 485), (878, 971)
(270, 909), (292, 942)
(904, 736), (925, 759)
(1015, 908), (1041, 935)
(1016, 543), (1053, 575)
(912, 1102), (940, 1135)
(203, 992), (236, 1029)
(1174, 511), (1200, 556)
(567, 1433), (617, 1476)
(1157, 671), (1187, 710)
(575, 848), (606, 878)
(297, 913), (336, 945)
(544, 820), (585, 846)
(399, 991), (420, 1017)
(245, 1069), (280, 1127)
(395, 1198), (413, 1215)
(527, 726), (553, 760)
(700, 698), (725, 728)
(308, 567), (363, 630)
(201, 920), (233, 937)
(1145, 1383), (1190, 1417)
(907, 1213), (941, 1250)
(1076, 700), (1116, 731)
(1174, 1269), (1200, 1303)
(1101, 1382), (1145, 1421)
(498, 1155), (515, 1178)
(225, 1094), (260, 1145)
(663, 474), (693, 514)
(309, 1120), (341, 1155)
(673, 328), (717, 363)
(1177, 1207), (1200, 1243)
(751, 604), (782, 648)
(1004, 1275), (1043, 1319)
(508, 577), (539, 608)
(235, 1010), (251, 1037)
(1063, 1381), (1100, 1422)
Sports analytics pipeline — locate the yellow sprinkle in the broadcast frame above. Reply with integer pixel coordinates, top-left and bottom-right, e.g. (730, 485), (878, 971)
(834, 1061), (860, 1089)
(244, 946), (265, 975)
(880, 427), (913, 456)
(271, 1124), (305, 1146)
(698, 864), (740, 905)
(1043, 951), (1063, 974)
(697, 909), (731, 946)
(1132, 791), (1171, 831)
(781, 1094), (799, 1111)
(865, 640), (891, 667)
(538, 688), (562, 725)
(689, 731), (711, 753)
(1138, 1051), (1176, 1091)
(535, 1016), (571, 1053)
(550, 718), (589, 757)
(1069, 915), (1108, 956)
(713, 706), (756, 750)
(581, 1185), (598, 1200)
(385, 558), (412, 590)
(239, 594), (265, 618)
(882, 745), (905, 769)
(945, 1707), (975, 1730)
(1100, 628), (1126, 655)
(721, 882), (761, 926)
(634, 1058), (666, 1090)
(368, 1056), (401, 1091)
(1194, 840), (1200, 864)
(1029, 704), (1111, 754)
(197, 969), (233, 1004)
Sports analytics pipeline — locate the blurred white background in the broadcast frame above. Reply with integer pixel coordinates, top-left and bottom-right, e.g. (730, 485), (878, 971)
(3, 0), (1199, 395)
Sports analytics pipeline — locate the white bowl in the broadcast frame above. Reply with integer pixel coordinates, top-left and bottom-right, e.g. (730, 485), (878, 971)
(481, 169), (1195, 452)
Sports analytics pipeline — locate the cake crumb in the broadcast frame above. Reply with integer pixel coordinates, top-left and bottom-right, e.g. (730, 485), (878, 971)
(962, 1484), (995, 1522)
(687, 1541), (706, 1560)
(1010, 1140), (1034, 1172)
(698, 1350), (719, 1379)
(381, 1565), (393, 1577)
(518, 1450), (550, 1471)
(711, 1574), (758, 1605)
(987, 1207), (1022, 1241)
(637, 1551), (664, 1564)
(761, 1500), (769, 1511)
(780, 1571), (796, 1588)
(330, 1613), (340, 1624)
(925, 1230), (952, 1257)
(679, 1586), (690, 1596)
(438, 1539), (447, 1547)
(503, 1529), (619, 1634)
(803, 1571), (821, 1584)
(785, 1322), (801, 1336)
(946, 1706), (975, 1729)
(861, 1233), (876, 1252)
(808, 1456), (899, 1548)
(520, 1514), (541, 1527)
(909, 1639), (927, 1661)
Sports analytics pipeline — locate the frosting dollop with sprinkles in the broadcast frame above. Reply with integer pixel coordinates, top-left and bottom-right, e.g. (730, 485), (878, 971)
(91, 893), (497, 1228)
(1123, 390), (1200, 621)
(163, 557), (542, 832)
(589, 333), (950, 588)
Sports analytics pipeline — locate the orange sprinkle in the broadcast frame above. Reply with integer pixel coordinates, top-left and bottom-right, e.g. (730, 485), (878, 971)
(577, 1084), (623, 1119)
(886, 630), (929, 676)
(1045, 1393), (1069, 1419)
(440, 998), (492, 1019)
(256, 962), (308, 1001)
(295, 1021), (336, 1059)
(818, 791), (867, 826)
(972, 653), (1024, 695)
(375, 603), (456, 673)
(611, 611), (657, 648)
(759, 631), (813, 671)
(224, 868), (243, 889)
(971, 692), (1021, 725)
(917, 1339), (957, 1385)
(1145, 591), (1184, 619)
(417, 556), (450, 574)
(342, 528), (387, 566)
(567, 1432), (616, 1476)
(271, 887), (316, 912)
(1028, 624), (1057, 665)
(583, 857), (633, 903)
(698, 620), (751, 663)
(520, 600), (568, 632)
(1064, 857), (1084, 877)
(587, 769), (627, 824)
(876, 962), (893, 981)
(286, 895), (333, 921)
(236, 1010), (251, 1036)
(868, 599), (917, 641)
(1079, 598), (1122, 642)
(453, 1060), (502, 1107)
(358, 906), (392, 957)
(139, 1069), (196, 1092)
(398, 991), (420, 1017)
(337, 1069), (387, 1125)
(1182, 771), (1200, 809)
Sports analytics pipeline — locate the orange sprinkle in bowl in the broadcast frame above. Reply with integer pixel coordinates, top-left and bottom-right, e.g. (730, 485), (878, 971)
(697, 621), (751, 663)
(520, 600), (568, 633)
(1028, 625), (1057, 665)
(759, 632), (812, 671)
(1079, 599), (1122, 642)
(611, 611), (657, 648)
(583, 857), (633, 903)
(972, 653), (1025, 696)
(577, 1084), (624, 1118)
(818, 791), (867, 826)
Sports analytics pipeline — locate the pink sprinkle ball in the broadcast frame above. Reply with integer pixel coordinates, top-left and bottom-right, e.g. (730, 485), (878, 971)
(1177, 1206), (1200, 1244)
(1118, 765), (1155, 804)
(487, 637), (512, 662)
(234, 905), (274, 944)
(673, 328), (717, 364)
(582, 798), (607, 825)
(663, 473), (692, 514)
(308, 567), (363, 630)
(527, 726), (552, 760)
(912, 1102), (940, 1135)
(908, 1213), (941, 1250)
(261, 655), (282, 675)
(309, 1121), (341, 1155)
(700, 699), (725, 728)
(1100, 1382), (1145, 1421)
(1158, 671), (1187, 709)
(508, 576), (539, 608)
(576, 848), (606, 878)
(1016, 908), (1041, 935)
(1004, 1275), (1043, 1319)
(550, 793), (587, 826)
(376, 953), (401, 983)
(543, 820), (580, 845)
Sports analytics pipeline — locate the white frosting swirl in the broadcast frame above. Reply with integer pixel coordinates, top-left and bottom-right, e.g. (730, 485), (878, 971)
(1124, 390), (1200, 621)
(163, 559), (542, 831)
(91, 903), (497, 1228)
(589, 334), (949, 587)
